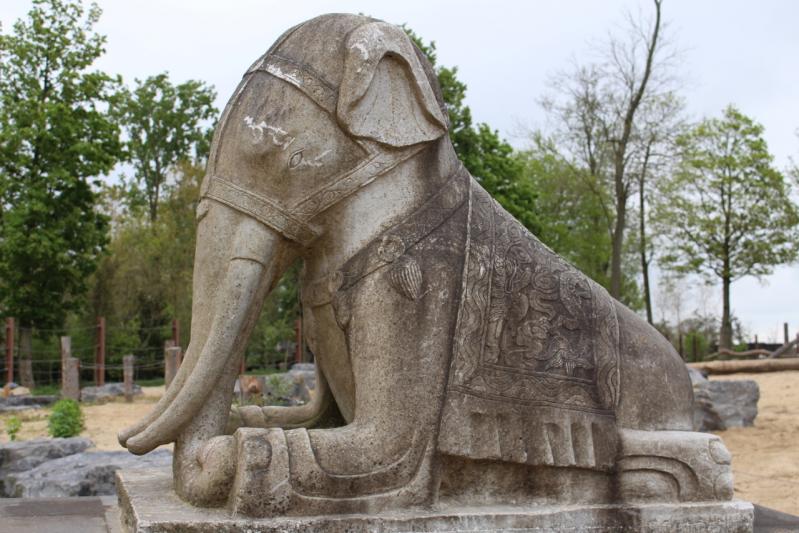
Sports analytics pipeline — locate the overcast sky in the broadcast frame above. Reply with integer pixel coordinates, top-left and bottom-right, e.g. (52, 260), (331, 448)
(3, 0), (799, 342)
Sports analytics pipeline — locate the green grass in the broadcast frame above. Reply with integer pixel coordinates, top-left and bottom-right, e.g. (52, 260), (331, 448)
(244, 367), (284, 376)
(136, 377), (165, 387)
(31, 384), (60, 396)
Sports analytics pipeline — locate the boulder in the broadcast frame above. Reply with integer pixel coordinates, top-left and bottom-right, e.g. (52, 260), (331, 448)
(0, 395), (57, 413)
(80, 382), (142, 403)
(693, 379), (759, 432)
(686, 366), (708, 385)
(289, 363), (316, 392)
(5, 449), (172, 498)
(0, 437), (93, 496)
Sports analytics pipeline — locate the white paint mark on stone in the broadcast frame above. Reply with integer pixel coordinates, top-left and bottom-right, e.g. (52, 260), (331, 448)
(243, 116), (295, 150)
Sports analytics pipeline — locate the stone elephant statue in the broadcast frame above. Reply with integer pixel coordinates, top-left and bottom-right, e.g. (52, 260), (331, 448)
(119, 14), (735, 518)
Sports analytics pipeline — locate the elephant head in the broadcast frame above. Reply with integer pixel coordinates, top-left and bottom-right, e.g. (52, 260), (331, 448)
(118, 14), (451, 497)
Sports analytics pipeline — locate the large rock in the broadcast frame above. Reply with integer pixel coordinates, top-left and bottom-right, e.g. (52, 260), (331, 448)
(80, 382), (142, 403)
(0, 395), (57, 413)
(5, 449), (171, 498)
(289, 363), (316, 392)
(0, 437), (93, 496)
(693, 379), (760, 432)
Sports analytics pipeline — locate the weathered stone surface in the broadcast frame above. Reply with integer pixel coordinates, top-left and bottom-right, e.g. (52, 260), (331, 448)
(6, 449), (171, 498)
(0, 437), (93, 496)
(81, 383), (142, 403)
(62, 356), (81, 401)
(289, 363), (316, 390)
(687, 365), (708, 384)
(0, 395), (57, 413)
(693, 379), (760, 432)
(115, 13), (746, 522)
(118, 469), (754, 533)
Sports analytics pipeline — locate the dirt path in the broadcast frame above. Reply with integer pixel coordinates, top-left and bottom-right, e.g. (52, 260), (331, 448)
(713, 370), (799, 515)
(0, 386), (171, 451)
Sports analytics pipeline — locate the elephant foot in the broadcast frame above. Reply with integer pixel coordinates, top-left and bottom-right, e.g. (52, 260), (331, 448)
(173, 435), (237, 507)
(616, 428), (734, 503)
(228, 428), (291, 517)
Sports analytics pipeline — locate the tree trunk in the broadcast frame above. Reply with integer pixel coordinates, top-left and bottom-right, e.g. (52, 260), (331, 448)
(18, 327), (34, 389)
(609, 188), (626, 299)
(720, 274), (733, 350)
(638, 175), (653, 324)
(690, 357), (799, 375)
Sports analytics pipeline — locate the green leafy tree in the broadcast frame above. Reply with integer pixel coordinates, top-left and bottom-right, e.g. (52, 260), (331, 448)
(517, 135), (612, 285)
(116, 73), (216, 223)
(0, 0), (122, 386)
(404, 27), (540, 234)
(88, 162), (203, 374)
(657, 106), (799, 349)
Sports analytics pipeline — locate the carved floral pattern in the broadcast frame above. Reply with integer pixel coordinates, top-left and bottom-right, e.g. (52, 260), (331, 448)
(448, 181), (620, 414)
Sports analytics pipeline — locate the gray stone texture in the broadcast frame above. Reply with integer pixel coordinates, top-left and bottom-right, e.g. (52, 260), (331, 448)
(114, 13), (747, 525)
(5, 449), (171, 498)
(117, 469), (754, 533)
(693, 379), (760, 432)
(62, 356), (81, 401)
(0, 437), (93, 496)
(0, 395), (57, 413)
(81, 382), (142, 403)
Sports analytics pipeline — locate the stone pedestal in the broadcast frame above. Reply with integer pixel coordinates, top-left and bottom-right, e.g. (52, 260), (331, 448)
(116, 469), (753, 533)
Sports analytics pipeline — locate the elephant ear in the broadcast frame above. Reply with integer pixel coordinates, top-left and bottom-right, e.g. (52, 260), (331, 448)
(337, 21), (448, 147)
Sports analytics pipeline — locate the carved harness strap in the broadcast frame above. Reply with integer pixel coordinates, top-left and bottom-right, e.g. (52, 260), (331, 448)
(201, 54), (426, 247)
(302, 165), (470, 307)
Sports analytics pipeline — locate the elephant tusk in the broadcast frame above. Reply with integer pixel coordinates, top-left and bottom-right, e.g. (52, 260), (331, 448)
(126, 255), (275, 454)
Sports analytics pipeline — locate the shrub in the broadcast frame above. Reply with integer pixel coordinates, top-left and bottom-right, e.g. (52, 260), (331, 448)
(48, 399), (84, 438)
(5, 416), (21, 441)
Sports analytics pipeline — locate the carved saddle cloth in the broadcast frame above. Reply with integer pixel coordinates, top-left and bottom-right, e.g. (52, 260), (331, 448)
(438, 180), (621, 472)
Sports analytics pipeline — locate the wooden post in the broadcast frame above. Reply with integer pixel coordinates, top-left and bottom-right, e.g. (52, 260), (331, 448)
(754, 334), (759, 350)
(61, 357), (80, 401)
(172, 319), (180, 349)
(164, 346), (181, 389)
(95, 317), (106, 386)
(123, 355), (135, 402)
(5, 318), (14, 385)
(294, 318), (302, 364)
(678, 331), (684, 359)
(784, 323), (790, 344)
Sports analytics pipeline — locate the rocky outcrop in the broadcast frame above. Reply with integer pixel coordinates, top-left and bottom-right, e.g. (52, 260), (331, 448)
(692, 375), (760, 432)
(4, 449), (172, 498)
(0, 395), (57, 413)
(0, 437), (93, 496)
(80, 382), (142, 403)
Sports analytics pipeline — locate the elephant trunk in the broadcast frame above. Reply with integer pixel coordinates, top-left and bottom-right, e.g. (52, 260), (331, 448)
(119, 200), (296, 455)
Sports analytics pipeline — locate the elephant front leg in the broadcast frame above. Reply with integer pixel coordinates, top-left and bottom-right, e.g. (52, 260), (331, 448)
(171, 350), (242, 506)
(225, 247), (465, 516)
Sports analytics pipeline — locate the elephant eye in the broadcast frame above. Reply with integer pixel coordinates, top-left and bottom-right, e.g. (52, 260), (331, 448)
(289, 150), (304, 169)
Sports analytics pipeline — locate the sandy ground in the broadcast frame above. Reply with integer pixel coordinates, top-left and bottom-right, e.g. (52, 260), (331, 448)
(713, 370), (799, 515)
(0, 386), (170, 451)
(0, 375), (797, 514)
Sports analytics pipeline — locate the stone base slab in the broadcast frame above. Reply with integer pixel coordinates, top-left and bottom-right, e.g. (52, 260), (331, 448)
(117, 469), (754, 532)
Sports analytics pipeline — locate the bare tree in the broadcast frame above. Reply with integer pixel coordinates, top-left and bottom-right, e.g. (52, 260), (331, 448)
(541, 0), (679, 305)
(633, 93), (685, 323)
